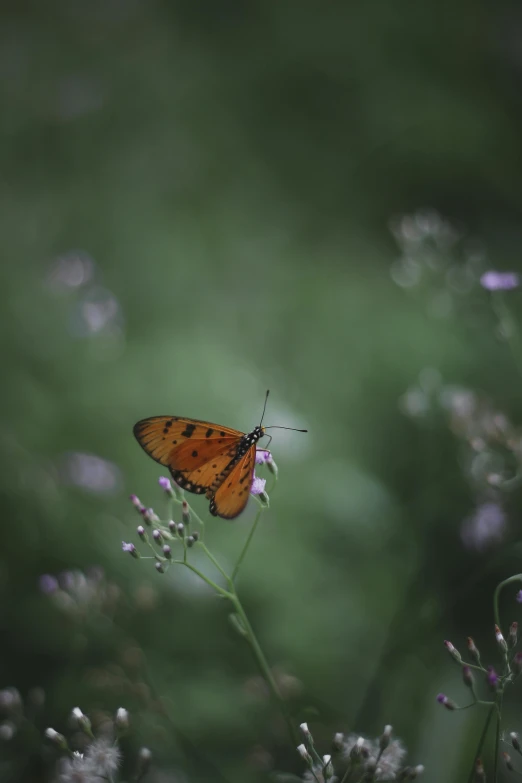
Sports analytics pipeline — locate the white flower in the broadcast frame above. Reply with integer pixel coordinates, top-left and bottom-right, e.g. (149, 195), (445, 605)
(85, 738), (121, 775)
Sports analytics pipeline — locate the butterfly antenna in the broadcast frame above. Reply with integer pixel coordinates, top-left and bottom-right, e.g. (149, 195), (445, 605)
(264, 425), (308, 433)
(259, 389), (270, 427)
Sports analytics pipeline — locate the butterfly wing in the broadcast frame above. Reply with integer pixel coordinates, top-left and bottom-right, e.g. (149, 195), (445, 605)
(133, 416), (243, 496)
(209, 446), (256, 519)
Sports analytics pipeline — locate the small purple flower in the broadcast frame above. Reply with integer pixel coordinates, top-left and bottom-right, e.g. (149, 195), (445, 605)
(122, 541), (138, 558)
(129, 494), (143, 509)
(516, 590), (522, 604)
(158, 477), (172, 494)
(250, 475), (266, 495)
(487, 665), (499, 689)
(255, 450), (271, 465)
(480, 271), (519, 291)
(39, 574), (59, 595)
(436, 693), (456, 710)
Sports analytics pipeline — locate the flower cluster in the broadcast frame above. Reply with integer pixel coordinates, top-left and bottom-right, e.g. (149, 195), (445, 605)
(295, 723), (423, 782)
(39, 567), (120, 614)
(45, 706), (151, 783)
(123, 449), (274, 574)
(0, 686), (45, 742)
(437, 576), (522, 776)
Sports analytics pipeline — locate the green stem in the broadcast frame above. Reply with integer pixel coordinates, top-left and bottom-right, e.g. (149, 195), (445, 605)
(467, 705), (495, 783)
(493, 574), (522, 634)
(229, 588), (299, 746)
(232, 505), (264, 582)
(493, 692), (504, 783)
(175, 561), (232, 599)
(491, 292), (522, 381)
(199, 543), (233, 587)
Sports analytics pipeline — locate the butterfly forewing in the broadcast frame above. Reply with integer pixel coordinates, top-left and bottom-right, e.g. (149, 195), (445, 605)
(133, 416), (242, 467)
(210, 446), (256, 519)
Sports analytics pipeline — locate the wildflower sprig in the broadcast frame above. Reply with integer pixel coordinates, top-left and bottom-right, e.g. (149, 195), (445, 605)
(438, 573), (522, 782)
(45, 705), (149, 782)
(295, 724), (423, 782)
(123, 452), (300, 741)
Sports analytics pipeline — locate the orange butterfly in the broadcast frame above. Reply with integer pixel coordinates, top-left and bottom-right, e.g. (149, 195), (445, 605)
(133, 392), (306, 519)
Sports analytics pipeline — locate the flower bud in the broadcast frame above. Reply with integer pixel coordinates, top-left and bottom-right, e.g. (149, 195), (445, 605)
(462, 666), (474, 689)
(322, 755), (333, 778)
(191, 531), (200, 542)
(122, 541), (139, 558)
(409, 766), (425, 779)
(503, 752), (514, 771)
(115, 707), (129, 732)
(155, 562), (164, 574)
(379, 725), (392, 750)
(509, 621), (518, 649)
(332, 732), (344, 751)
(137, 747), (152, 777)
(299, 722), (311, 738)
(297, 744), (312, 764)
(187, 536), (195, 548)
(129, 495), (145, 513)
(182, 500), (190, 526)
(513, 652), (522, 677)
(158, 477), (173, 497)
(511, 732), (521, 752)
(152, 529), (163, 544)
(168, 520), (176, 533)
(137, 526), (146, 540)
(350, 737), (368, 761)
(516, 589), (522, 604)
(444, 640), (462, 663)
(467, 637), (481, 663)
(495, 624), (508, 653)
(475, 758), (485, 782)
(71, 707), (91, 733)
(176, 522), (184, 537)
(487, 666), (499, 690)
(162, 545), (172, 560)
(142, 508), (160, 525)
(45, 727), (67, 749)
(436, 693), (456, 710)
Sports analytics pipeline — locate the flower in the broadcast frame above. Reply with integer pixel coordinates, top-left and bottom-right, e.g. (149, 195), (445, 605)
(255, 450), (271, 465)
(460, 503), (506, 551)
(436, 693), (456, 710)
(516, 590), (522, 604)
(39, 574), (59, 595)
(85, 737), (121, 776)
(480, 271), (519, 291)
(158, 476), (172, 493)
(250, 476), (266, 495)
(487, 666), (499, 689)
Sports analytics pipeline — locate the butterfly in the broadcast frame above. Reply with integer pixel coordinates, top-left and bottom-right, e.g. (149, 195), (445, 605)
(133, 392), (306, 519)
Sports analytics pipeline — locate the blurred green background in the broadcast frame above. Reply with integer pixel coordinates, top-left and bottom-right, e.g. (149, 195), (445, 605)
(2, 0), (522, 780)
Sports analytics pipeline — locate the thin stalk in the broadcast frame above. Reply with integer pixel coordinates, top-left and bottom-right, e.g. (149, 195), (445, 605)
(199, 543), (233, 587)
(174, 560), (232, 599)
(493, 574), (522, 634)
(232, 506), (264, 582)
(229, 589), (299, 746)
(493, 693), (504, 783)
(467, 705), (495, 783)
(492, 292), (522, 381)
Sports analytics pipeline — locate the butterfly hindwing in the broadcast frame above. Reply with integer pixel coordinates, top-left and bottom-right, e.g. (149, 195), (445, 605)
(209, 446), (256, 519)
(168, 439), (242, 496)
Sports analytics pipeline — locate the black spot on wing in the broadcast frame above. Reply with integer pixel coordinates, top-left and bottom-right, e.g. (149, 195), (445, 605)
(181, 423), (197, 438)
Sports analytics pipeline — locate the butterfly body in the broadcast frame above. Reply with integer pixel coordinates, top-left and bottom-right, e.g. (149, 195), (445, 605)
(133, 416), (265, 519)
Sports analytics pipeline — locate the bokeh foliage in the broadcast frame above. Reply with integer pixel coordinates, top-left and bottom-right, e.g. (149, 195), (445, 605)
(1, 0), (522, 780)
